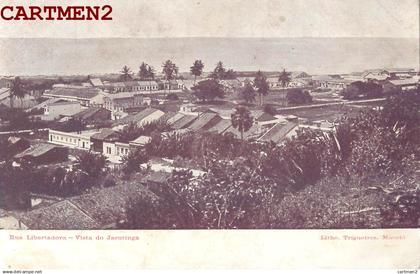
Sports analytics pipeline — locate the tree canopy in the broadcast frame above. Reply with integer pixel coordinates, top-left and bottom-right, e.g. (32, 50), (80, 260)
(239, 82), (256, 104)
(254, 71), (270, 106)
(139, 62), (155, 80)
(119, 65), (133, 81)
(342, 81), (383, 100)
(231, 106), (253, 140)
(190, 60), (204, 84)
(192, 79), (225, 102)
(210, 61), (236, 80)
(278, 69), (292, 87)
(286, 89), (312, 105)
(162, 60), (179, 81)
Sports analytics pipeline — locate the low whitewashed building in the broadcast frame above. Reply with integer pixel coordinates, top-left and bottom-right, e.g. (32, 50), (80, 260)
(103, 135), (151, 162)
(388, 79), (419, 91)
(103, 141), (117, 158)
(102, 92), (144, 112)
(48, 129), (99, 150)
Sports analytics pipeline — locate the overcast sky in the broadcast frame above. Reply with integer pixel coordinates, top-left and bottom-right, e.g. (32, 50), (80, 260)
(0, 0), (418, 38)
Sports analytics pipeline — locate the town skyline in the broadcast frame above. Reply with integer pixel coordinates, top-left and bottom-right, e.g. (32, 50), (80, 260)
(1, 37), (418, 76)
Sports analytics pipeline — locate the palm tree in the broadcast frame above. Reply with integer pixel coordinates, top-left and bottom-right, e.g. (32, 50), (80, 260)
(278, 69), (292, 88)
(138, 62), (149, 80)
(162, 60), (179, 92)
(9, 77), (25, 108)
(254, 71), (269, 106)
(120, 65), (133, 82)
(231, 106), (253, 140)
(210, 61), (226, 80)
(147, 66), (155, 80)
(190, 60), (204, 85)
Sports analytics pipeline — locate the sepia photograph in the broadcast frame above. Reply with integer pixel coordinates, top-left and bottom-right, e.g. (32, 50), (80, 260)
(0, 0), (418, 234)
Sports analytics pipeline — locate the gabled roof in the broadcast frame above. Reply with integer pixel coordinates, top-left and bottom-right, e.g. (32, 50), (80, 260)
(223, 124), (261, 139)
(16, 200), (100, 229)
(311, 75), (335, 81)
(45, 87), (100, 99)
(385, 68), (415, 73)
(113, 108), (163, 126)
(130, 135), (152, 146)
(14, 143), (63, 158)
(187, 113), (222, 131)
(49, 101), (80, 107)
(89, 78), (103, 87)
(159, 111), (177, 122)
(207, 119), (232, 134)
(258, 122), (298, 143)
(26, 98), (63, 112)
(252, 110), (277, 122)
(103, 91), (142, 100)
(69, 182), (155, 227)
(91, 128), (119, 141)
(363, 73), (389, 81)
(389, 79), (419, 86)
(72, 107), (110, 120)
(291, 71), (310, 78)
(171, 114), (198, 130)
(0, 88), (10, 101)
(166, 113), (185, 125)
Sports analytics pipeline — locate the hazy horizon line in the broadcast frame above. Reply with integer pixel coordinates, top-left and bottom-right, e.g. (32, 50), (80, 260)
(1, 37), (418, 76)
(1, 36), (419, 40)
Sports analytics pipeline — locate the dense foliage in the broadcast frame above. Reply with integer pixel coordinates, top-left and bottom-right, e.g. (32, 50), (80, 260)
(209, 61), (236, 80)
(192, 79), (225, 102)
(286, 89), (313, 105)
(342, 81), (383, 100)
(122, 90), (420, 229)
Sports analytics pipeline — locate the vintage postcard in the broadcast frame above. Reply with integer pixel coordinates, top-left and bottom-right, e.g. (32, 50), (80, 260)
(0, 0), (419, 271)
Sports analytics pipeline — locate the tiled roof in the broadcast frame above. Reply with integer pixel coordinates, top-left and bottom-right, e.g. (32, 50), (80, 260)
(14, 143), (62, 158)
(130, 136), (151, 146)
(187, 113), (222, 131)
(166, 113), (185, 125)
(259, 122), (298, 143)
(72, 107), (109, 120)
(252, 110), (277, 122)
(207, 119), (232, 134)
(26, 98), (63, 112)
(159, 111), (177, 122)
(89, 78), (103, 86)
(171, 114), (197, 130)
(103, 92), (142, 100)
(223, 124), (261, 139)
(389, 79), (418, 86)
(16, 200), (100, 229)
(45, 87), (100, 99)
(49, 101), (80, 106)
(69, 182), (156, 227)
(113, 108), (162, 126)
(91, 128), (119, 141)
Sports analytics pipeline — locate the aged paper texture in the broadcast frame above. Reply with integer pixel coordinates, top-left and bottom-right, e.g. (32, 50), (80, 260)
(0, 0), (419, 270)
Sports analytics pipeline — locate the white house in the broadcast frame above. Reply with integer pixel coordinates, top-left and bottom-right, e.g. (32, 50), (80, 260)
(48, 129), (99, 150)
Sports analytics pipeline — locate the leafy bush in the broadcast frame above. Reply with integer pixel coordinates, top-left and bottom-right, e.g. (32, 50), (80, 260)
(165, 93), (179, 101)
(286, 89), (312, 105)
